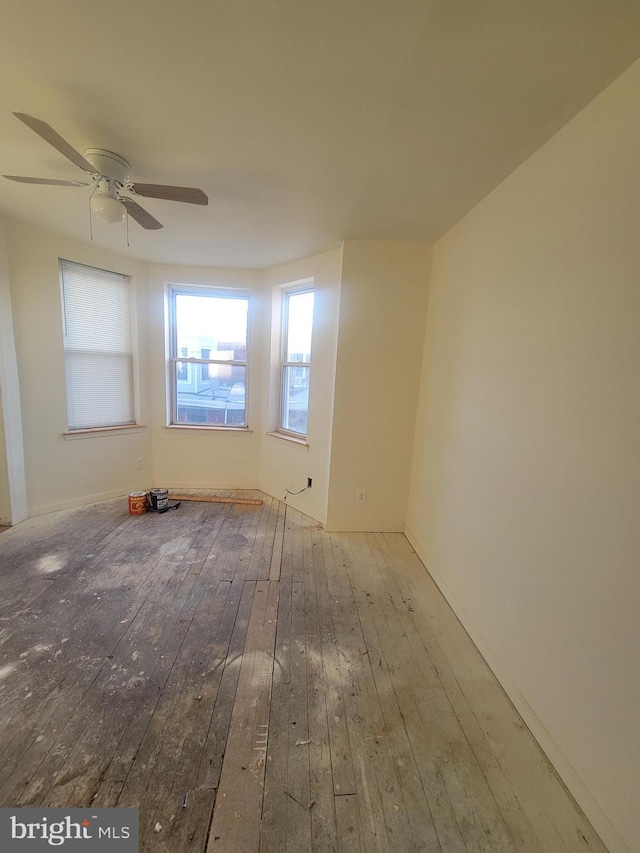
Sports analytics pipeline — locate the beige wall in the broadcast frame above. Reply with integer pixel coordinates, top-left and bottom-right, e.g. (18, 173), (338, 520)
(260, 248), (342, 525)
(0, 221), (13, 523)
(0, 219), (27, 525)
(148, 263), (264, 491)
(406, 59), (640, 853)
(3, 232), (337, 517)
(326, 240), (431, 531)
(3, 228), (430, 529)
(6, 220), (152, 515)
(0, 409), (9, 524)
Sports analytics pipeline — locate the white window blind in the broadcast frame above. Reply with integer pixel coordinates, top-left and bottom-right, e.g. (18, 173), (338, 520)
(60, 260), (135, 430)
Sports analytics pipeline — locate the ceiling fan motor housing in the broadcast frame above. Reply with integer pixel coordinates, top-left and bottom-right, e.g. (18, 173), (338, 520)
(84, 148), (130, 184)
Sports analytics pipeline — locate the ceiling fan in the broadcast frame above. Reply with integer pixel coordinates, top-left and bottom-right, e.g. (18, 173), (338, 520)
(3, 112), (208, 230)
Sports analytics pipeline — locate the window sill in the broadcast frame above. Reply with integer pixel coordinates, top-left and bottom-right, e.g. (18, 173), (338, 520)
(266, 431), (309, 449)
(166, 424), (253, 434)
(63, 424), (146, 440)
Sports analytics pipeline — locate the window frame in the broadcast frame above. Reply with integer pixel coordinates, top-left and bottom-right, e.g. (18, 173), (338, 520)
(177, 346), (189, 381)
(59, 258), (137, 432)
(167, 284), (251, 429)
(279, 285), (314, 438)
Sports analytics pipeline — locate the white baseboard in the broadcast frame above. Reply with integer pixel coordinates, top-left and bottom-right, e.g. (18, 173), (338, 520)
(404, 525), (630, 853)
(29, 485), (149, 517)
(28, 483), (262, 517)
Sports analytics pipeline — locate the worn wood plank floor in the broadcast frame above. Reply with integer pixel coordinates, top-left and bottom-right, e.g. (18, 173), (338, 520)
(0, 494), (608, 852)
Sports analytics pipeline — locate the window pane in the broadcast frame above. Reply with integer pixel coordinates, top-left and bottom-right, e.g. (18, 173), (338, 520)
(176, 363), (246, 426)
(171, 290), (249, 428)
(285, 291), (314, 362)
(177, 348), (189, 381)
(175, 294), (247, 361)
(281, 365), (310, 435)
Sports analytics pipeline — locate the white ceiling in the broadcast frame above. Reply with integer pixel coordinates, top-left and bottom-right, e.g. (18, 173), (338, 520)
(1, 0), (640, 269)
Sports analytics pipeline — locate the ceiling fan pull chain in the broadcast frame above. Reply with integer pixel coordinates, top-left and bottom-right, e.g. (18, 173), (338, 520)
(88, 185), (97, 241)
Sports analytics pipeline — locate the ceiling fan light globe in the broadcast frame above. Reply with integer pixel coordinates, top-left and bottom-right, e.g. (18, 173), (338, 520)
(90, 193), (124, 224)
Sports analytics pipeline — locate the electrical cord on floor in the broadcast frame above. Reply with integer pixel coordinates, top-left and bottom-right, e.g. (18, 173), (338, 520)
(283, 485), (309, 501)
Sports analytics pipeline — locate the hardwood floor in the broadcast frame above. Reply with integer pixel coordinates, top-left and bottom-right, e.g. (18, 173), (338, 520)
(0, 493), (607, 852)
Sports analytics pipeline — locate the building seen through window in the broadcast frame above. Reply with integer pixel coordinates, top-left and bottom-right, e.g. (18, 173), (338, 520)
(281, 288), (314, 436)
(170, 289), (249, 427)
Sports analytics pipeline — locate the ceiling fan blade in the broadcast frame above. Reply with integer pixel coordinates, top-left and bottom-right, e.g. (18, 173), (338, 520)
(120, 197), (163, 230)
(13, 112), (95, 174)
(130, 183), (208, 205)
(3, 174), (89, 187)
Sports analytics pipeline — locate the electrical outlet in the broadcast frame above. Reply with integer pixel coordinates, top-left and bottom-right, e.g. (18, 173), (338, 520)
(356, 489), (367, 504)
(136, 457), (144, 469)
(307, 477), (312, 488)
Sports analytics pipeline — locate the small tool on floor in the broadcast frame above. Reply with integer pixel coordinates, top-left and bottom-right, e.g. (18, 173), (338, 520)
(158, 501), (181, 514)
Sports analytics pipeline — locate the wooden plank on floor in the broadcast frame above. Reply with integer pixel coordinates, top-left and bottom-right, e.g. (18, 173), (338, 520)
(99, 562), (237, 813)
(130, 578), (234, 843)
(0, 506), (215, 803)
(142, 787), (216, 853)
(0, 499), (124, 584)
(260, 665), (289, 853)
(284, 581), (312, 852)
(335, 794), (364, 853)
(194, 579), (256, 793)
(168, 494), (263, 506)
(0, 500), (141, 648)
(367, 532), (543, 853)
(320, 534), (392, 853)
(288, 508), (305, 584)
(344, 533), (447, 853)
(7, 505), (215, 804)
(206, 580), (279, 853)
(0, 496), (611, 853)
(233, 503), (269, 584)
(385, 532), (605, 853)
(269, 502), (286, 581)
(304, 527), (338, 853)
(246, 498), (279, 582)
(24, 560), (215, 809)
(235, 504), (265, 582)
(353, 532), (502, 852)
(312, 528), (357, 800)
(203, 504), (249, 583)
